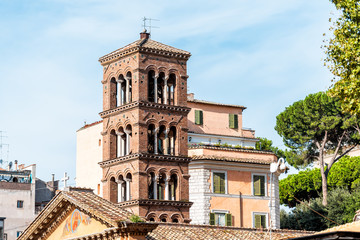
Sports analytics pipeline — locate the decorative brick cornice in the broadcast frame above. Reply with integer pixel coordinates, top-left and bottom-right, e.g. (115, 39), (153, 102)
(99, 101), (190, 118)
(99, 153), (191, 168)
(117, 199), (193, 208)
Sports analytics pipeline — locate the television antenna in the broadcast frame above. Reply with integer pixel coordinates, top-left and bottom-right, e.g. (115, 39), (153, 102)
(142, 17), (160, 36)
(0, 131), (9, 168)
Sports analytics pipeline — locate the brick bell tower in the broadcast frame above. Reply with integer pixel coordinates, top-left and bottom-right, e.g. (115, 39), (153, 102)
(98, 31), (192, 223)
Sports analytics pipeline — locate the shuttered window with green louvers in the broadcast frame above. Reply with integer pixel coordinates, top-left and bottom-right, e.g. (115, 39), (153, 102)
(209, 213), (215, 225)
(229, 114), (238, 129)
(253, 175), (265, 196)
(254, 214), (266, 228)
(225, 213), (232, 226)
(213, 172), (226, 194)
(195, 110), (203, 125)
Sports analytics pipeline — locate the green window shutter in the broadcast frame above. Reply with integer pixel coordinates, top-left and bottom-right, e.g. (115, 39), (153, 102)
(254, 175), (265, 196)
(225, 213), (232, 226)
(260, 176), (265, 196)
(213, 172), (225, 194)
(229, 114), (238, 129)
(210, 213), (215, 225)
(195, 110), (203, 125)
(255, 215), (261, 228)
(261, 215), (266, 228)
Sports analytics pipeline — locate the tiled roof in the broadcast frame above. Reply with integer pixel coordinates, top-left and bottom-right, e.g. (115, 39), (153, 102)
(191, 155), (275, 165)
(77, 120), (103, 132)
(317, 220), (360, 234)
(99, 39), (191, 64)
(147, 224), (313, 240)
(61, 188), (134, 223)
(189, 145), (275, 155)
(188, 99), (246, 109)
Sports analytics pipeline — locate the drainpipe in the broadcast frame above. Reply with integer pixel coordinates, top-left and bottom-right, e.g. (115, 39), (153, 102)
(239, 191), (242, 227)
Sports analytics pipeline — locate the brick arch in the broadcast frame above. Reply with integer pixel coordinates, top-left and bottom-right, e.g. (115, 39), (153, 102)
(123, 66), (132, 75)
(145, 65), (158, 75)
(122, 120), (132, 129)
(158, 120), (168, 128)
(158, 213), (169, 222)
(170, 213), (182, 223)
(145, 119), (158, 128)
(157, 168), (167, 176)
(146, 212), (157, 222)
(146, 167), (157, 175)
(114, 122), (125, 132)
(105, 172), (116, 182)
(115, 69), (125, 79)
(167, 68), (179, 77)
(103, 72), (116, 84)
(168, 121), (178, 128)
(158, 67), (167, 74)
(123, 168), (132, 177)
(115, 170), (124, 179)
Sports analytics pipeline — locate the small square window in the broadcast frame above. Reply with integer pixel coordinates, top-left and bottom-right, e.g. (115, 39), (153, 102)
(254, 213), (267, 228)
(253, 175), (265, 196)
(212, 172), (226, 194)
(17, 200), (24, 208)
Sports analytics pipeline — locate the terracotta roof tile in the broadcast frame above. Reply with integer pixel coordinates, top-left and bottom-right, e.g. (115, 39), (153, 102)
(188, 98), (246, 109)
(147, 224), (313, 240)
(62, 188), (134, 223)
(99, 39), (191, 64)
(191, 155), (274, 165)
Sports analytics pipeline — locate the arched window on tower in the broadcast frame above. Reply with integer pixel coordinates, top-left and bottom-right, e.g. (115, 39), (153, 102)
(110, 130), (117, 159)
(169, 174), (178, 201)
(118, 74), (126, 106)
(109, 177), (118, 203)
(148, 70), (155, 102)
(157, 72), (165, 104)
(117, 127), (126, 157)
(148, 172), (156, 199)
(125, 173), (132, 201)
(168, 126), (176, 155)
(158, 125), (166, 154)
(147, 124), (155, 153)
(110, 77), (117, 109)
(126, 72), (132, 103)
(118, 175), (126, 202)
(167, 74), (176, 105)
(157, 173), (166, 200)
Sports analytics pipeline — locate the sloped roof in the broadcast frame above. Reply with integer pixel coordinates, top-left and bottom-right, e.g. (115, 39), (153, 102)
(99, 38), (191, 64)
(147, 224), (313, 240)
(18, 188), (137, 240)
(188, 98), (246, 109)
(191, 155), (275, 165)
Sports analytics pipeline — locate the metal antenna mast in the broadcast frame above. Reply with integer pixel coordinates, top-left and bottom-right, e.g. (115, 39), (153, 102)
(142, 17), (160, 36)
(0, 131), (9, 167)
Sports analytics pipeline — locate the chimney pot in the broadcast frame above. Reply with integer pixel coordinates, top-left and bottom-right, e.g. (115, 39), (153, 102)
(140, 30), (150, 40)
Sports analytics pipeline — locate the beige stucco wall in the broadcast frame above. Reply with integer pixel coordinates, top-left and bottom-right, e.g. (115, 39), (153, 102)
(1, 165), (36, 240)
(76, 122), (103, 196)
(47, 208), (108, 240)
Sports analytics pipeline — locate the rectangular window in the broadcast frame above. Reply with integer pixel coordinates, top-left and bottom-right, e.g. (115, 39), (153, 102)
(17, 200), (23, 208)
(213, 172), (226, 194)
(229, 114), (238, 129)
(210, 212), (232, 226)
(0, 218), (4, 240)
(253, 175), (265, 196)
(254, 213), (267, 228)
(195, 110), (203, 125)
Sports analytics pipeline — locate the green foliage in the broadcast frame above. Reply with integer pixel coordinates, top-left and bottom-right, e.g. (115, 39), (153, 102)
(281, 187), (360, 231)
(325, 0), (360, 115)
(255, 137), (285, 158)
(280, 156), (360, 207)
(275, 92), (350, 168)
(280, 198), (328, 231)
(129, 214), (144, 223)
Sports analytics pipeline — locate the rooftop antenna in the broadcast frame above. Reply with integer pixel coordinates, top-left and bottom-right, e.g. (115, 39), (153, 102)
(0, 131), (9, 168)
(142, 17), (160, 37)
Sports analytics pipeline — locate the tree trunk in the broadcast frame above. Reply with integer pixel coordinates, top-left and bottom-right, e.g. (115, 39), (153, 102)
(321, 165), (328, 206)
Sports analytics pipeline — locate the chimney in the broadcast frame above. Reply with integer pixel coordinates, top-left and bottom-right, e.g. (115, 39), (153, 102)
(14, 160), (18, 171)
(140, 30), (150, 40)
(187, 93), (195, 101)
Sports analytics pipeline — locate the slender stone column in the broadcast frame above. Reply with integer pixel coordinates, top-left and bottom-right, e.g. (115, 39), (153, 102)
(125, 77), (130, 103)
(125, 133), (130, 155)
(117, 180), (124, 202)
(153, 176), (158, 200)
(116, 80), (124, 106)
(165, 178), (169, 200)
(164, 130), (169, 155)
(163, 76), (168, 104)
(154, 128), (159, 154)
(126, 179), (131, 201)
(154, 75), (158, 103)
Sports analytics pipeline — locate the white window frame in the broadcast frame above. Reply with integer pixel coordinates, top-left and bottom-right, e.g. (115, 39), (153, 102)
(252, 212), (268, 228)
(211, 170), (228, 194)
(251, 173), (267, 196)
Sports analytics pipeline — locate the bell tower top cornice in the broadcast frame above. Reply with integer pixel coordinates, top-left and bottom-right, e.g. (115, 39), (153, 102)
(98, 33), (191, 65)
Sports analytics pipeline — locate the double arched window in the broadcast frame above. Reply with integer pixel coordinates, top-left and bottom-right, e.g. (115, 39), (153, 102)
(148, 172), (178, 201)
(147, 125), (176, 155)
(110, 71), (132, 109)
(148, 71), (176, 105)
(109, 173), (132, 203)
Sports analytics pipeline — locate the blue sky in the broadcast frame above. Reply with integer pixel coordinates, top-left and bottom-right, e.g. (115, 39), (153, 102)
(0, 0), (335, 185)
